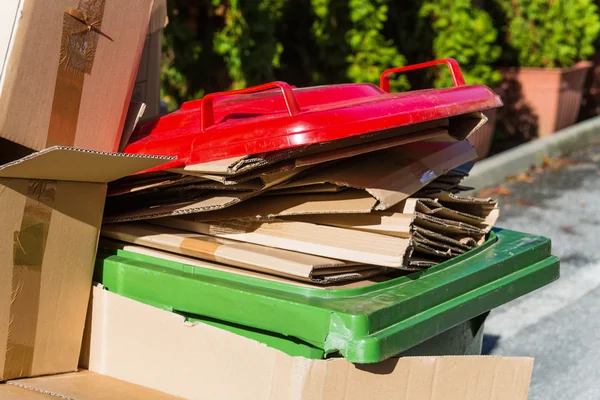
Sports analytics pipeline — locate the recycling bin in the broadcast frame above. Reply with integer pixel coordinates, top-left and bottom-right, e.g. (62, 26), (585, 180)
(94, 228), (559, 363)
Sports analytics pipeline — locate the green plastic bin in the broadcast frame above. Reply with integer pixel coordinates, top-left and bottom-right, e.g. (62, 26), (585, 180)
(94, 228), (559, 363)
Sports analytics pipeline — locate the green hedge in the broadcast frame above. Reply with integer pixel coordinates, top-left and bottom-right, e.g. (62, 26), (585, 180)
(161, 0), (600, 109)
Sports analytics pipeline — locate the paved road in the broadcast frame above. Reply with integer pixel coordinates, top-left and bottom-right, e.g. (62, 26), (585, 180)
(478, 144), (600, 400)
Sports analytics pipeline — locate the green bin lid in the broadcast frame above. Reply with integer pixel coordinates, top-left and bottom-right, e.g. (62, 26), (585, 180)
(95, 228), (559, 363)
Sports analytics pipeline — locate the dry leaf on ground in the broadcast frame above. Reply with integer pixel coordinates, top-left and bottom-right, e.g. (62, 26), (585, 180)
(480, 185), (512, 197)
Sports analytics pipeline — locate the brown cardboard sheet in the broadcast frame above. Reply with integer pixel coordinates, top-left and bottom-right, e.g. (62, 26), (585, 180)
(153, 217), (411, 268)
(5, 370), (180, 399)
(105, 163), (315, 223)
(101, 240), (385, 287)
(274, 140), (477, 211)
(80, 285), (534, 400)
(148, 140), (478, 224)
(100, 223), (386, 284)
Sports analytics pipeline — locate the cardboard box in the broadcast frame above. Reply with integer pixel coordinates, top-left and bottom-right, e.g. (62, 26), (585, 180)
(131, 0), (167, 120)
(80, 285), (534, 400)
(0, 147), (168, 380)
(1, 370), (180, 399)
(0, 0), (153, 152)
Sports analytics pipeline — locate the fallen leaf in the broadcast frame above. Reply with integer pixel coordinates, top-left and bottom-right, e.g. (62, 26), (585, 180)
(560, 225), (577, 235)
(514, 172), (534, 183)
(518, 199), (530, 206)
(480, 185), (512, 197)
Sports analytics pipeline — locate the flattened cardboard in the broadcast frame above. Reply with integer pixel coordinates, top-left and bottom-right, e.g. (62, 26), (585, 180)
(100, 223), (384, 284)
(279, 140), (477, 211)
(0, 149), (167, 381)
(80, 286), (534, 400)
(104, 164), (315, 223)
(160, 141), (478, 223)
(153, 217), (411, 268)
(6, 370), (180, 399)
(0, 0), (153, 152)
(101, 240), (386, 288)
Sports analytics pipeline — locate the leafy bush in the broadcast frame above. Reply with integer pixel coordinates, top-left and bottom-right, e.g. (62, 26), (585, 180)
(498, 0), (600, 68)
(345, 0), (408, 90)
(213, 0), (284, 89)
(420, 0), (501, 87)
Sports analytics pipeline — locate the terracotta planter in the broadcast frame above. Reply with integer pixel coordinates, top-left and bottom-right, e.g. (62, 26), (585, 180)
(468, 108), (497, 160)
(499, 61), (592, 137)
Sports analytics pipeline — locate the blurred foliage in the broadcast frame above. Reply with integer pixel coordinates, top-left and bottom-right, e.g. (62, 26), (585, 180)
(494, 0), (600, 68)
(421, 0), (501, 88)
(345, 0), (408, 90)
(160, 0), (600, 110)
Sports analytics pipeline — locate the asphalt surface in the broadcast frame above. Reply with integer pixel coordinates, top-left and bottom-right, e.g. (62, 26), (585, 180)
(477, 144), (600, 400)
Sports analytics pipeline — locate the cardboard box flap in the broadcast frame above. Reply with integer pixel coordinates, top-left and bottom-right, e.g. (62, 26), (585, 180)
(81, 286), (534, 400)
(8, 370), (180, 399)
(0, 147), (173, 183)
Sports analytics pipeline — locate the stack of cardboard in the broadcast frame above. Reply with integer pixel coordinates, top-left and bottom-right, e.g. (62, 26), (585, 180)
(101, 116), (499, 284)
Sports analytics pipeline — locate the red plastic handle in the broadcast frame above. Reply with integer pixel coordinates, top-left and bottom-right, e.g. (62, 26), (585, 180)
(379, 58), (466, 93)
(201, 81), (301, 130)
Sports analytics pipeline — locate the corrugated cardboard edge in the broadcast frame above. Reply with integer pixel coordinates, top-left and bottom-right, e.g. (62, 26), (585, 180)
(7, 370), (182, 399)
(81, 285), (534, 400)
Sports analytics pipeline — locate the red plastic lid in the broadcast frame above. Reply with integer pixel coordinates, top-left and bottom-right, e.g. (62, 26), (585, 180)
(125, 59), (502, 170)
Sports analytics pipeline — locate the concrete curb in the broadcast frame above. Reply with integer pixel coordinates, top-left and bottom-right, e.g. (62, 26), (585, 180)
(462, 116), (600, 190)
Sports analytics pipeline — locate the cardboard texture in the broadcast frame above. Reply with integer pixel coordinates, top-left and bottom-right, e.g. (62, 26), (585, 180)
(131, 0), (167, 120)
(80, 286), (534, 400)
(100, 223), (385, 284)
(101, 240), (385, 288)
(285, 197), (498, 238)
(0, 148), (168, 381)
(0, 0), (153, 152)
(3, 370), (180, 399)
(142, 140), (478, 224)
(104, 164), (315, 222)
(154, 218), (411, 267)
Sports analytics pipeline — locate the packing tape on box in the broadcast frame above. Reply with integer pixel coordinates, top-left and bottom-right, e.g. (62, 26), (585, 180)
(46, 0), (108, 148)
(4, 181), (57, 378)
